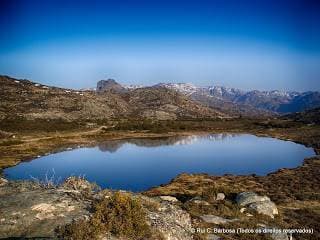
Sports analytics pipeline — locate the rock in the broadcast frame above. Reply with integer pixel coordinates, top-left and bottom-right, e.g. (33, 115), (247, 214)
(147, 201), (193, 240)
(96, 79), (127, 93)
(0, 177), (8, 186)
(236, 192), (270, 206)
(0, 179), (194, 240)
(200, 215), (238, 224)
(240, 207), (246, 213)
(258, 225), (290, 240)
(206, 234), (222, 240)
(215, 193), (225, 201)
(249, 201), (278, 218)
(159, 195), (179, 203)
(236, 192), (278, 218)
(271, 232), (290, 240)
(0, 182), (90, 238)
(187, 196), (210, 206)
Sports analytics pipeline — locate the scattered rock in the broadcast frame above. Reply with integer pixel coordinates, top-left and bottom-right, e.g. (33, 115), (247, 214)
(206, 234), (222, 240)
(240, 207), (246, 213)
(159, 195), (179, 203)
(0, 177), (8, 186)
(200, 215), (238, 224)
(215, 193), (225, 201)
(271, 232), (290, 240)
(187, 196), (210, 206)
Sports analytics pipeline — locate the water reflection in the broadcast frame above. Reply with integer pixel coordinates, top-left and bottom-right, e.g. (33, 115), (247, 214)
(4, 134), (315, 192)
(98, 133), (239, 153)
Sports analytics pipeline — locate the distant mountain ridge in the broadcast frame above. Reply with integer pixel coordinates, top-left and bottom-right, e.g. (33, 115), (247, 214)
(155, 83), (320, 115)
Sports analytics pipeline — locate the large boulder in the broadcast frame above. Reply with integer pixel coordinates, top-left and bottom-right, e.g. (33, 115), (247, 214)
(249, 201), (278, 218)
(0, 181), (90, 238)
(147, 201), (193, 240)
(236, 192), (278, 218)
(236, 192), (270, 206)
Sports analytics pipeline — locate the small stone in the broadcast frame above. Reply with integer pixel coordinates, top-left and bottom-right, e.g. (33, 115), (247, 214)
(216, 193), (225, 201)
(0, 178), (8, 186)
(31, 203), (56, 212)
(159, 196), (179, 202)
(200, 215), (238, 224)
(240, 207), (246, 213)
(188, 196), (210, 206)
(271, 232), (289, 240)
(206, 234), (222, 240)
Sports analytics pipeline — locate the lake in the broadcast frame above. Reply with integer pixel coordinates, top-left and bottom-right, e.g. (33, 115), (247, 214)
(4, 134), (315, 191)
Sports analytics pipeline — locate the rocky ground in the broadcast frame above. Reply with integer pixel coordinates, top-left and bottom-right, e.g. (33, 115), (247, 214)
(0, 175), (301, 240)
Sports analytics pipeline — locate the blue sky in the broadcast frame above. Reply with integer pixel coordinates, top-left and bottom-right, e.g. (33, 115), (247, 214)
(0, 0), (319, 91)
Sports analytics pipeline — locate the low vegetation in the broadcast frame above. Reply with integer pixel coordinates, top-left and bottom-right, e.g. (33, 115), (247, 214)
(57, 191), (154, 240)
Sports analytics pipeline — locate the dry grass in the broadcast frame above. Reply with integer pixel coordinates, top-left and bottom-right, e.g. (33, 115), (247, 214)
(57, 191), (155, 240)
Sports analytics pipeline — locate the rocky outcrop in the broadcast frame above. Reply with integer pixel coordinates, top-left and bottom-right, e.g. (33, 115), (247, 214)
(0, 181), (90, 238)
(148, 199), (192, 240)
(0, 179), (193, 240)
(97, 79), (127, 93)
(236, 192), (278, 218)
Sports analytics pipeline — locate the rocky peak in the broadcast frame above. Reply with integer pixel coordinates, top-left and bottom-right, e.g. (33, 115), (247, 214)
(96, 79), (126, 93)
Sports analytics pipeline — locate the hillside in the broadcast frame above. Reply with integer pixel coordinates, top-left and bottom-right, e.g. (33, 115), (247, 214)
(283, 107), (320, 124)
(0, 76), (226, 123)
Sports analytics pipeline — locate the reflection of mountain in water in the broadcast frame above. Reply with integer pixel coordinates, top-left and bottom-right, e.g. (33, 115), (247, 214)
(97, 134), (239, 153)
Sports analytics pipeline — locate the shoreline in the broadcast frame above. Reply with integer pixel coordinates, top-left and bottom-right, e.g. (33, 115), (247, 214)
(1, 123), (319, 170)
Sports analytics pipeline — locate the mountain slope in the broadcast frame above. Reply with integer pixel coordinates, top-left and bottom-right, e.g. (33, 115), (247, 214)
(283, 107), (320, 124)
(0, 76), (226, 122)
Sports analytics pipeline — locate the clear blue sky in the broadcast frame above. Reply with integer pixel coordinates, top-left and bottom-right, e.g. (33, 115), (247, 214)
(0, 0), (319, 91)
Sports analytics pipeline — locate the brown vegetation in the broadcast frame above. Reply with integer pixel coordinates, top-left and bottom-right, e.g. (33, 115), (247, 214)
(57, 191), (154, 240)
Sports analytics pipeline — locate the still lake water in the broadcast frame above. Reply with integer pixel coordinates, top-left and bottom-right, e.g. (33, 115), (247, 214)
(4, 134), (315, 191)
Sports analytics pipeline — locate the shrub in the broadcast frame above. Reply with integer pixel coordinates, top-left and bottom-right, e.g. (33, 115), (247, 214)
(58, 192), (152, 240)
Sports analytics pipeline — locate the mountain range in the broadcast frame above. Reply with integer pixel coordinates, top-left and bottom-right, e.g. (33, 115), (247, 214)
(155, 83), (320, 115)
(1, 75), (319, 123)
(97, 79), (320, 117)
